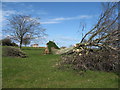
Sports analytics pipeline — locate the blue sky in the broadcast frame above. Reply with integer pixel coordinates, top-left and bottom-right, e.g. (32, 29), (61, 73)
(1, 2), (102, 47)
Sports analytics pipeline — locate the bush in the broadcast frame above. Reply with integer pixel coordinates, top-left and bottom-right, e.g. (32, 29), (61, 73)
(1, 38), (18, 46)
(59, 48), (119, 73)
(11, 42), (18, 47)
(2, 47), (27, 58)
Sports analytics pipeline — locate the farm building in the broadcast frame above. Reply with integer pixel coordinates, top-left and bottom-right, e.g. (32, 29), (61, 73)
(31, 44), (39, 47)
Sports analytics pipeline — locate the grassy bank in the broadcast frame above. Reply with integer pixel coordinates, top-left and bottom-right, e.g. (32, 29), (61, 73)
(2, 47), (119, 88)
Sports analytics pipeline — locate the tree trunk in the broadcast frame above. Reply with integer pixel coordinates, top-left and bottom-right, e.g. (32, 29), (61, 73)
(20, 42), (22, 49)
(20, 38), (23, 49)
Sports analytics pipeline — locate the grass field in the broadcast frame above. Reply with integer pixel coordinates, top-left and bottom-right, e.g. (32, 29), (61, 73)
(2, 47), (119, 88)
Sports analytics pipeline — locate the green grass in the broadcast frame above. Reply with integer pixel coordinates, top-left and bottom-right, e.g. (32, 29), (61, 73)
(2, 47), (119, 88)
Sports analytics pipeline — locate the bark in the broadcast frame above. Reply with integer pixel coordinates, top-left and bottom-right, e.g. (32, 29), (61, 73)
(19, 37), (23, 49)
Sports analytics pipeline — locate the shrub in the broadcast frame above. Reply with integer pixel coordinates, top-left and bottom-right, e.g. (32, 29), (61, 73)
(11, 42), (18, 47)
(2, 38), (12, 46)
(2, 47), (27, 58)
(2, 38), (18, 46)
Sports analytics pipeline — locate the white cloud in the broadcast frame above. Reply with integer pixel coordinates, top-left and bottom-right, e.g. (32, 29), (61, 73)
(51, 17), (65, 21)
(41, 15), (92, 25)
(50, 15), (92, 21)
(0, 9), (48, 26)
(3, 10), (16, 16)
(0, 10), (22, 23)
(79, 15), (92, 18)
(41, 21), (60, 24)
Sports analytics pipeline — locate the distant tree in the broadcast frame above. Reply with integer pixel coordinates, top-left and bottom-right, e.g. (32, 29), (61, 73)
(5, 15), (47, 49)
(22, 34), (31, 47)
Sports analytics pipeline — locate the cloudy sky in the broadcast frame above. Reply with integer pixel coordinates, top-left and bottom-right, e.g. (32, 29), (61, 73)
(1, 2), (102, 47)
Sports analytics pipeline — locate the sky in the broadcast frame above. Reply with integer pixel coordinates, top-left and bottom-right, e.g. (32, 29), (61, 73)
(1, 2), (103, 47)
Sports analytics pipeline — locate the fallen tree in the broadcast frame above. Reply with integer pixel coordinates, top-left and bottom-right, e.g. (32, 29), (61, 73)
(59, 2), (119, 73)
(81, 2), (119, 51)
